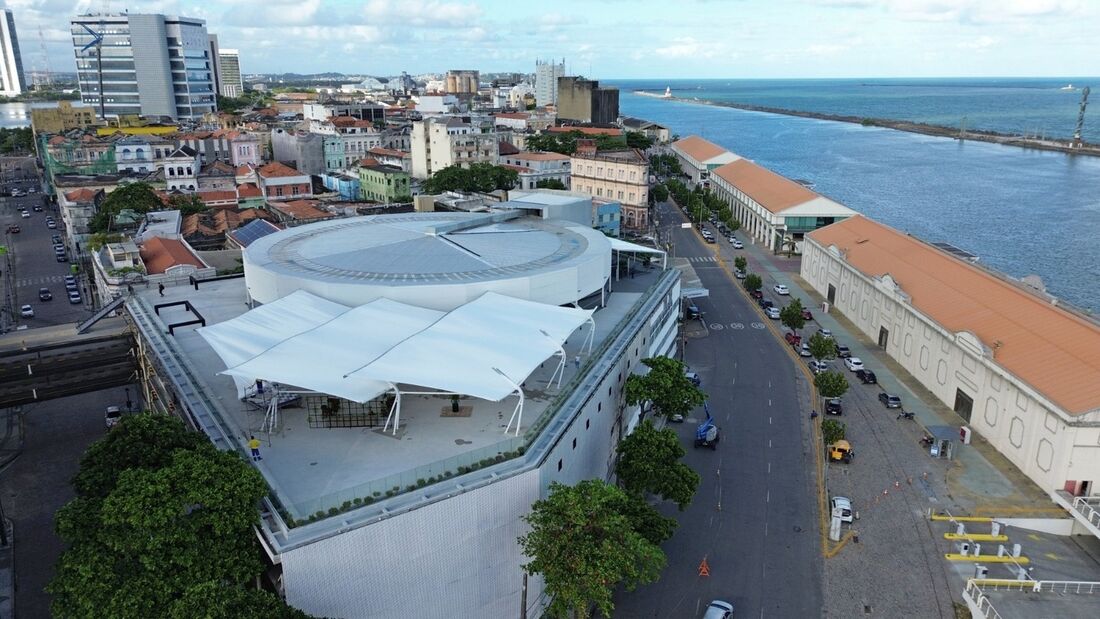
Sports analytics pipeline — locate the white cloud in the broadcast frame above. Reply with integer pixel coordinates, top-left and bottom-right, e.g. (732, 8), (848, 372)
(363, 0), (482, 27)
(654, 37), (724, 59)
(957, 35), (997, 49)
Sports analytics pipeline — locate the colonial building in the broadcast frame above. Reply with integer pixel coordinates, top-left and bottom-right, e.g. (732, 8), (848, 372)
(257, 162), (312, 202)
(499, 152), (571, 190)
(802, 215), (1100, 504)
(359, 164), (411, 203)
(670, 136), (740, 185)
(570, 144), (649, 230)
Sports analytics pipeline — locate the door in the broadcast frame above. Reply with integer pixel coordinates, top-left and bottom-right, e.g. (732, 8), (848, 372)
(953, 389), (974, 422)
(827, 284), (836, 305)
(878, 327), (889, 349)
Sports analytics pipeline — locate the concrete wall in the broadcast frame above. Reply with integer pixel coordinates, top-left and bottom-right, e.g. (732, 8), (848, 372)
(800, 238), (1100, 495)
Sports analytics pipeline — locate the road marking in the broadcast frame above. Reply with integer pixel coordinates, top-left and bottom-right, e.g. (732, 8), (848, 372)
(751, 322), (765, 329)
(730, 322), (744, 329)
(766, 490), (770, 503)
(767, 462), (771, 473)
(765, 521), (768, 536)
(709, 323), (724, 330)
(768, 399), (772, 407)
(769, 439), (772, 448)
(769, 416), (772, 425)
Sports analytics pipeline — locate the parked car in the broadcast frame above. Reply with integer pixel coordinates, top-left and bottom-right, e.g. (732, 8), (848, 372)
(765, 306), (780, 319)
(20, 304), (34, 318)
(830, 496), (854, 523)
(731, 239), (744, 249)
(703, 600), (735, 619)
(47, 221), (57, 229)
(105, 406), (123, 428)
(38, 288), (52, 301)
(834, 344), (851, 358)
(825, 398), (843, 415)
(68, 291), (82, 304)
(684, 369), (701, 387)
(808, 360), (829, 374)
(749, 289), (764, 300)
(56, 252), (68, 262)
(686, 302), (701, 320)
(785, 332), (802, 346)
(799, 342), (813, 357)
(844, 357), (864, 372)
(773, 284), (790, 295)
(734, 269), (746, 279)
(856, 369), (877, 384)
(20, 210), (30, 218)
(65, 281), (79, 293)
(801, 308), (813, 320)
(704, 235), (716, 244)
(758, 298), (774, 309)
(64, 275), (77, 286)
(878, 393), (902, 408)
(817, 328), (833, 339)
(5, 224), (19, 233)
(32, 205), (43, 212)
(52, 234), (62, 244)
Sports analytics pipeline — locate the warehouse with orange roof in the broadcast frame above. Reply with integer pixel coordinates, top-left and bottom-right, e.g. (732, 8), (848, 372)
(802, 215), (1100, 509)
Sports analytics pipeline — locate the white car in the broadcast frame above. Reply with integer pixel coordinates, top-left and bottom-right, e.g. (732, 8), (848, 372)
(734, 269), (746, 279)
(105, 406), (123, 428)
(731, 239), (744, 249)
(20, 304), (34, 318)
(817, 328), (833, 339)
(765, 306), (780, 319)
(20, 210), (30, 218)
(830, 496), (854, 523)
(799, 342), (812, 357)
(704, 600), (735, 619)
(773, 284), (790, 295)
(844, 357), (864, 372)
(809, 359), (829, 374)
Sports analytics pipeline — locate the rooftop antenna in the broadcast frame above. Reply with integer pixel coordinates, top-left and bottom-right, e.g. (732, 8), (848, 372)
(80, 22), (106, 120)
(1073, 86), (1090, 147)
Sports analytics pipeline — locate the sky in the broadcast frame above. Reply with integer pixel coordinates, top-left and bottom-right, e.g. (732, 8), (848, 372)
(4, 0), (1099, 79)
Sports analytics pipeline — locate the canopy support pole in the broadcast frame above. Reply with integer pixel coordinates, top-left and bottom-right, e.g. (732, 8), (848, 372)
(382, 384), (402, 435)
(496, 368), (525, 436)
(546, 348), (566, 389)
(262, 390), (279, 435)
(584, 317), (597, 355)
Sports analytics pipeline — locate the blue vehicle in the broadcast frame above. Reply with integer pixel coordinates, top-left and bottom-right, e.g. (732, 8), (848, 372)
(694, 402), (720, 449)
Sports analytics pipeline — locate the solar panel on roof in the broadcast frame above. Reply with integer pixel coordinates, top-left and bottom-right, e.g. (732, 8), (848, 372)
(930, 241), (979, 262)
(232, 219), (278, 247)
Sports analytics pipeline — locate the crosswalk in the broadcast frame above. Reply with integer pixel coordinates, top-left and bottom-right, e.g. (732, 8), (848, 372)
(685, 256), (718, 264)
(15, 274), (71, 288)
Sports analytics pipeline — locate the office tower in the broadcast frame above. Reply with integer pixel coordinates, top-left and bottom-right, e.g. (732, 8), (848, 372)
(218, 49), (242, 97)
(70, 13), (216, 120)
(0, 10), (26, 97)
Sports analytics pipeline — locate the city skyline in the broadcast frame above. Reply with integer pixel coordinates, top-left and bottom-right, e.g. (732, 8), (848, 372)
(2, 0), (1098, 81)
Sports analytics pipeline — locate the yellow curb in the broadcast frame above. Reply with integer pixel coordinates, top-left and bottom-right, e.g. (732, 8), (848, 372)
(944, 554), (1030, 564)
(944, 533), (1009, 542)
(930, 514), (994, 522)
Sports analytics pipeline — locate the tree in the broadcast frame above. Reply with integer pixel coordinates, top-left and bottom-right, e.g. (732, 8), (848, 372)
(536, 178), (568, 190)
(744, 273), (763, 293)
(624, 132), (654, 150)
(821, 419), (846, 445)
(807, 332), (836, 362)
(733, 256), (748, 272)
(48, 414), (307, 619)
(616, 420), (700, 510)
(651, 184), (669, 203)
(623, 356), (707, 421)
(168, 193), (209, 216)
(167, 582), (312, 619)
(518, 480), (666, 619)
(422, 163), (519, 194)
(90, 182), (165, 233)
(780, 234), (798, 257)
(780, 298), (806, 333)
(815, 370), (850, 410)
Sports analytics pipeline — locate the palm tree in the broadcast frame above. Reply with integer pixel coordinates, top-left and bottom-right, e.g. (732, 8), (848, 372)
(780, 234), (798, 258)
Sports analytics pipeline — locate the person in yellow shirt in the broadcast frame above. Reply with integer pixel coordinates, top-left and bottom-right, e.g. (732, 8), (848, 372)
(248, 435), (262, 461)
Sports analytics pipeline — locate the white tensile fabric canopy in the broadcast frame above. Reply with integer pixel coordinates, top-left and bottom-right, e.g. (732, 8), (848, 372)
(608, 237), (666, 256)
(196, 290), (349, 397)
(198, 290), (595, 435)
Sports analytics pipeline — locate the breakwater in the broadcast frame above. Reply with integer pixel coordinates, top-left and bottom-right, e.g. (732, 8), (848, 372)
(632, 91), (1100, 157)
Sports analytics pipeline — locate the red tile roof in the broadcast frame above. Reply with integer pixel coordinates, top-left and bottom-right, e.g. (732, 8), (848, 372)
(367, 147), (409, 158)
(270, 199), (331, 221)
(64, 188), (100, 203)
(500, 163), (534, 173)
(495, 112), (530, 120)
(139, 236), (205, 274)
(237, 183), (263, 198)
(710, 159), (818, 214)
(197, 190), (239, 205)
(512, 151), (570, 161)
(672, 135), (730, 163)
(498, 141), (520, 156)
(257, 162), (305, 179)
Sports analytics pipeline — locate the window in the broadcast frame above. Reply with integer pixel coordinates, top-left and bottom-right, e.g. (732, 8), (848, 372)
(557, 459), (562, 471)
(292, 185), (300, 195)
(597, 188), (603, 196)
(618, 191), (624, 199)
(275, 187), (283, 197)
(630, 171), (636, 180)
(629, 192), (635, 202)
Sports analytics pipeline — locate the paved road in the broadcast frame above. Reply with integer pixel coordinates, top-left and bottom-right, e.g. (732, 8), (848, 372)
(0, 384), (139, 618)
(0, 158), (93, 333)
(613, 201), (822, 618)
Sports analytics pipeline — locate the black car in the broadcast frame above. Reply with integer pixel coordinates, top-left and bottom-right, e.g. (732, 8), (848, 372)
(38, 288), (52, 301)
(56, 253), (68, 262)
(878, 393), (902, 408)
(51, 234), (62, 244)
(32, 205), (42, 212)
(686, 302), (701, 320)
(834, 344), (851, 358)
(856, 369), (877, 384)
(758, 298), (774, 309)
(825, 398), (843, 415)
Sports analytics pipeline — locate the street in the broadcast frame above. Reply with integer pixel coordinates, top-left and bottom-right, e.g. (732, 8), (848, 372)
(613, 200), (823, 617)
(0, 156), (93, 333)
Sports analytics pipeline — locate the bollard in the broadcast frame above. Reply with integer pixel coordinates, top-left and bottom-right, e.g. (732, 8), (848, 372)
(997, 545), (1005, 557)
(1012, 543), (1022, 558)
(974, 564), (988, 579)
(991, 521), (1002, 537)
(957, 523), (966, 536)
(973, 543), (981, 557)
(959, 542), (970, 556)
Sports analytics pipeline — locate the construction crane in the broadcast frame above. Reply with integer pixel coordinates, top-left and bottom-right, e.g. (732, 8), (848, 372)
(79, 22), (105, 120)
(1073, 86), (1090, 147)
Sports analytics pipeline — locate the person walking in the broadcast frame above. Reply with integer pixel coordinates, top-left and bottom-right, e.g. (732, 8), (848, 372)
(248, 435), (262, 461)
(574, 355), (581, 369)
(158, 282), (165, 297)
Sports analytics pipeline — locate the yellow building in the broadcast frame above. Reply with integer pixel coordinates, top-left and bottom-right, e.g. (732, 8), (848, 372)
(30, 101), (100, 134)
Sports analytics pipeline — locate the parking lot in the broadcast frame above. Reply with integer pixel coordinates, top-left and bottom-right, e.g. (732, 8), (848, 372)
(0, 158), (93, 332)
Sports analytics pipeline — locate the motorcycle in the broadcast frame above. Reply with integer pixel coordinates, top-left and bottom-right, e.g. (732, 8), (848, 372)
(897, 410), (915, 420)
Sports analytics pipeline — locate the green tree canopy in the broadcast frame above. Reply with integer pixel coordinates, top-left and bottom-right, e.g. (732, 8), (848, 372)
(616, 420), (700, 510)
(0, 127), (34, 153)
(734, 256), (748, 272)
(167, 193), (209, 216)
(535, 178), (568, 190)
(815, 370), (850, 401)
(821, 419), (846, 445)
(624, 356), (707, 421)
(90, 182), (164, 233)
(651, 184), (669, 202)
(744, 273), (763, 292)
(167, 582), (312, 619)
(807, 332), (836, 362)
(624, 132), (654, 149)
(518, 480), (666, 619)
(49, 414), (311, 619)
(780, 298), (806, 333)
(422, 163), (519, 194)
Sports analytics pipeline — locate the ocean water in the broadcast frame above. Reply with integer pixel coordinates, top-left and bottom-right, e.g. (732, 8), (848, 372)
(616, 91), (1100, 312)
(609, 78), (1099, 143)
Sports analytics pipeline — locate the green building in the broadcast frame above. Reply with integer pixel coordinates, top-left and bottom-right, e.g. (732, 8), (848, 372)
(359, 164), (411, 203)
